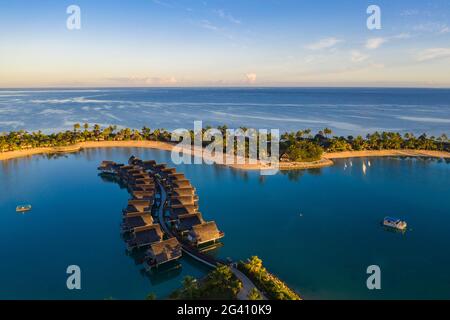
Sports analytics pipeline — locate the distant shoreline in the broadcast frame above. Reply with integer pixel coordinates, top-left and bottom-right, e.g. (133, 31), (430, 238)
(0, 141), (449, 170)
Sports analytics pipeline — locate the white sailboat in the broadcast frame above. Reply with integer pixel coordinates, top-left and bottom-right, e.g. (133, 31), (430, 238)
(344, 163), (347, 170)
(362, 162), (367, 175)
(368, 160), (371, 167)
(349, 161), (353, 167)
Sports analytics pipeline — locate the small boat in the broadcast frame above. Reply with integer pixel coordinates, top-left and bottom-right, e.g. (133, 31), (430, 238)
(383, 217), (407, 231)
(368, 160), (371, 167)
(344, 163), (347, 170)
(16, 205), (32, 213)
(362, 162), (367, 174)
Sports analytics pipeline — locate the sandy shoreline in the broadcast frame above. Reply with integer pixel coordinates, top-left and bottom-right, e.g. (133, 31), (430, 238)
(1, 141), (449, 170)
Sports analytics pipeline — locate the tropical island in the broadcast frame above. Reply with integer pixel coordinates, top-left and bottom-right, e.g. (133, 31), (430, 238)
(1, 124), (449, 168)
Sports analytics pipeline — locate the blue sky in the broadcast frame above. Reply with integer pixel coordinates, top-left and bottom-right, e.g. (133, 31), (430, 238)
(0, 0), (449, 87)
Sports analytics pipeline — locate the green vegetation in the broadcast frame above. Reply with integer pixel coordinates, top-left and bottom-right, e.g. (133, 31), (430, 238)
(0, 123), (448, 163)
(247, 287), (263, 300)
(145, 292), (157, 300)
(238, 256), (301, 300)
(284, 140), (324, 162)
(170, 265), (242, 300)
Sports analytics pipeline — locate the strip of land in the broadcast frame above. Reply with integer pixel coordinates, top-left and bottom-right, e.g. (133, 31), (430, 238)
(0, 141), (449, 170)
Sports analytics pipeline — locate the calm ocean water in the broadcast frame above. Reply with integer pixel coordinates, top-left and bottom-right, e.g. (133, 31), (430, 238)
(1, 88), (450, 136)
(0, 148), (449, 299)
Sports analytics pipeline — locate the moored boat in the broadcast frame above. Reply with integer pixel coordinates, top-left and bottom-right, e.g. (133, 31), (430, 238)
(383, 216), (407, 231)
(16, 205), (32, 213)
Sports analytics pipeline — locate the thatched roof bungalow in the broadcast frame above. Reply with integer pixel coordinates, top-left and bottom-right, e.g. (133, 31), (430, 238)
(126, 224), (164, 251)
(171, 187), (196, 197)
(145, 237), (182, 268)
(175, 213), (204, 234)
(171, 179), (193, 189)
(188, 221), (224, 246)
(170, 195), (198, 208)
(121, 214), (154, 233)
(123, 199), (152, 214)
(170, 205), (198, 220)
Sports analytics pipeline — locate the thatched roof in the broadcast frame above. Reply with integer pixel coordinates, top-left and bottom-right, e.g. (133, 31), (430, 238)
(171, 187), (196, 197)
(176, 213), (204, 231)
(170, 196), (197, 207)
(126, 200), (152, 212)
(169, 173), (186, 180)
(147, 238), (182, 264)
(132, 191), (155, 200)
(132, 224), (163, 244)
(170, 206), (198, 219)
(189, 221), (223, 244)
(123, 211), (152, 218)
(142, 160), (157, 170)
(171, 180), (192, 188)
(123, 215), (154, 229)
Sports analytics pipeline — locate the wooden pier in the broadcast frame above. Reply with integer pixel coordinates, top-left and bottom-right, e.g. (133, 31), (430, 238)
(98, 156), (266, 299)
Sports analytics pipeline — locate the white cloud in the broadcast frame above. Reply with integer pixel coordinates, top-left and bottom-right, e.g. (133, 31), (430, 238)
(350, 50), (369, 63)
(306, 37), (342, 50)
(416, 48), (450, 62)
(199, 19), (220, 31)
(245, 73), (257, 84)
(400, 9), (419, 16)
(413, 22), (450, 34)
(214, 9), (241, 25)
(440, 26), (450, 34)
(366, 37), (386, 49)
(108, 76), (177, 85)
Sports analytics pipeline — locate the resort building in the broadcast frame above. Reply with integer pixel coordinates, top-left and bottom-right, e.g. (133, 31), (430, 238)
(170, 195), (199, 208)
(170, 204), (198, 220)
(171, 179), (193, 189)
(145, 237), (182, 269)
(121, 214), (154, 233)
(175, 213), (204, 235)
(123, 199), (152, 214)
(171, 187), (196, 197)
(187, 221), (224, 246)
(126, 224), (164, 251)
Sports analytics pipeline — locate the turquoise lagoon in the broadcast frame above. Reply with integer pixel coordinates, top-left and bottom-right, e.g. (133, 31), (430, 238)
(0, 148), (449, 299)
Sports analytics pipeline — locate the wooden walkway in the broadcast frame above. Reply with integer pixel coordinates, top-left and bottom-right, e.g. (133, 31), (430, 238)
(154, 177), (267, 300)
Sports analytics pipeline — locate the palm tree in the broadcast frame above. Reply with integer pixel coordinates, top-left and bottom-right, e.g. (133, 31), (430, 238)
(323, 128), (333, 138)
(73, 123), (80, 132)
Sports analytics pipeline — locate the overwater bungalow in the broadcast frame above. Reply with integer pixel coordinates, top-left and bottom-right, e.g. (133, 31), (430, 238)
(123, 200), (152, 214)
(132, 191), (155, 201)
(170, 195), (198, 208)
(160, 167), (177, 178)
(152, 163), (167, 174)
(169, 205), (198, 220)
(145, 237), (182, 269)
(171, 179), (193, 189)
(126, 224), (164, 251)
(121, 214), (154, 233)
(171, 187), (196, 197)
(142, 160), (157, 170)
(187, 221), (224, 246)
(168, 172), (186, 181)
(128, 155), (144, 167)
(98, 160), (121, 174)
(175, 213), (204, 235)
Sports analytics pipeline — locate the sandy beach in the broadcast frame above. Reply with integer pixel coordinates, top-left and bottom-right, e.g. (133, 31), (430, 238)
(1, 141), (449, 170)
